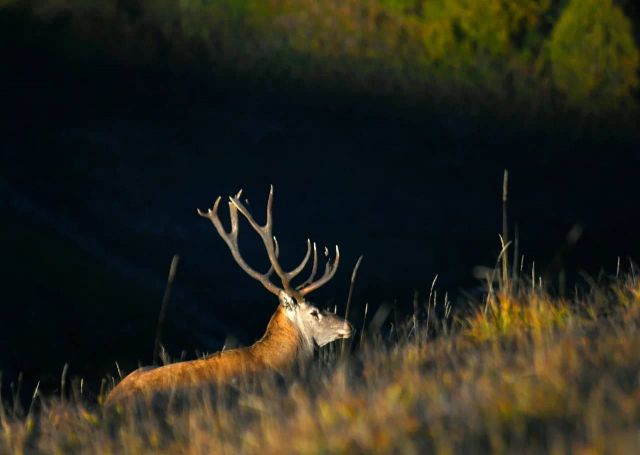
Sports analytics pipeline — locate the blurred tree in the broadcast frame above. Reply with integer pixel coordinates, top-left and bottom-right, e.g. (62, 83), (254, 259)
(3, 0), (638, 112)
(411, 0), (552, 102)
(378, 0), (418, 15)
(546, 0), (639, 111)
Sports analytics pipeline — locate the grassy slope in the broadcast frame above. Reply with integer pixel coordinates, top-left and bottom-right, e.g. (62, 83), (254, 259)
(2, 268), (639, 453)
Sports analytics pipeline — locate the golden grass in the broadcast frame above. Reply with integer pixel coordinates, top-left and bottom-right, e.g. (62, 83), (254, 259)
(2, 272), (640, 454)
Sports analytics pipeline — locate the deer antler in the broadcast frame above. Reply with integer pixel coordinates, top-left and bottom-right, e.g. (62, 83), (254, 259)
(197, 186), (339, 297)
(297, 244), (339, 296)
(197, 189), (281, 296)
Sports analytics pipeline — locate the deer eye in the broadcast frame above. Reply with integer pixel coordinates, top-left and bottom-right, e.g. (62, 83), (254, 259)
(310, 310), (319, 319)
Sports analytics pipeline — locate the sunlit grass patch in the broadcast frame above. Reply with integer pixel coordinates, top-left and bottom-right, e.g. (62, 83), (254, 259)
(2, 269), (640, 453)
(465, 289), (574, 342)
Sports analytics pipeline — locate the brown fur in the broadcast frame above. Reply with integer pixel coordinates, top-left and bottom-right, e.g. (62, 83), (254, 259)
(105, 306), (301, 406)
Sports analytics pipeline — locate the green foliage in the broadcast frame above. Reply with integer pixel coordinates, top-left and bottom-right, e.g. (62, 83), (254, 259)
(547, 0), (640, 111)
(378, 0), (417, 14)
(407, 0), (552, 100)
(2, 0), (639, 114)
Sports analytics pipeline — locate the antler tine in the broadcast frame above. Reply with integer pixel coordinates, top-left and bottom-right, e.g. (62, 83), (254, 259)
(265, 236), (280, 277)
(197, 195), (281, 296)
(286, 238), (312, 280)
(298, 245), (340, 296)
(229, 187), (292, 291)
(296, 242), (318, 290)
(228, 189), (242, 237)
(266, 184), (274, 234)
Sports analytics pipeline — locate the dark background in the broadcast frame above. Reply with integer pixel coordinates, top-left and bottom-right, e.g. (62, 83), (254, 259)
(1, 0), (639, 401)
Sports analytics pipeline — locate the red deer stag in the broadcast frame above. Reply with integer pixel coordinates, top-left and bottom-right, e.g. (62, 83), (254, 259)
(105, 186), (352, 405)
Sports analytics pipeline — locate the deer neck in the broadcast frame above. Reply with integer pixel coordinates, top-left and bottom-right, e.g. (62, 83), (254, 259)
(250, 306), (314, 371)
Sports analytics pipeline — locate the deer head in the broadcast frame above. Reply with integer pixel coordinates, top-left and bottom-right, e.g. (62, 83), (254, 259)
(197, 186), (353, 354)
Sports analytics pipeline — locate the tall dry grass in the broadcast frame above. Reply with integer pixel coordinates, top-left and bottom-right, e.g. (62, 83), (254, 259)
(2, 259), (640, 453)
